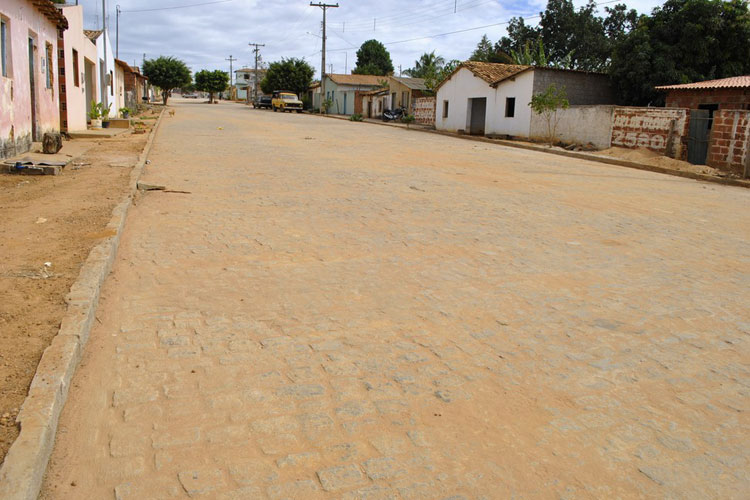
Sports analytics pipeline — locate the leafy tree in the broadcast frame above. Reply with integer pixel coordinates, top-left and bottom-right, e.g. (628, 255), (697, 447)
(511, 39), (549, 66)
(529, 84), (569, 145)
(470, 34), (513, 63)
(260, 58), (315, 97)
(404, 51), (445, 79)
(353, 40), (394, 75)
(194, 69), (229, 103)
(610, 0), (750, 105)
(496, 18), (541, 57)
(424, 59), (461, 92)
(142, 56), (191, 105)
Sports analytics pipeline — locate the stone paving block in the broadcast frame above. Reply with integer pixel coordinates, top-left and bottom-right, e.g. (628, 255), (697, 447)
(276, 384), (326, 399)
(362, 456), (406, 480)
(316, 464), (368, 492)
(113, 387), (159, 407)
(267, 479), (321, 500)
(341, 484), (400, 500)
(276, 451), (321, 468)
(228, 459), (279, 485)
(177, 469), (225, 497)
(151, 427), (200, 449)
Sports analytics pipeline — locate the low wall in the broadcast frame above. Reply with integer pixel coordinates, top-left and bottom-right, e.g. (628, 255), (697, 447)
(414, 97), (435, 126)
(530, 105), (614, 149)
(611, 107), (688, 158)
(708, 110), (750, 176)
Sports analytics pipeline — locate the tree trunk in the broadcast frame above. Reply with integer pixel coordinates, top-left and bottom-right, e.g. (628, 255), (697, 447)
(163, 90), (169, 105)
(209, 93), (214, 104)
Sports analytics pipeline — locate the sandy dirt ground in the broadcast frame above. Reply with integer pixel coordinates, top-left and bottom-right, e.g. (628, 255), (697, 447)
(0, 109), (158, 463)
(40, 100), (749, 499)
(594, 147), (722, 176)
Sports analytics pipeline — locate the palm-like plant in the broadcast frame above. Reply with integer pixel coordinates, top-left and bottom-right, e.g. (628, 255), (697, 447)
(404, 51), (446, 79)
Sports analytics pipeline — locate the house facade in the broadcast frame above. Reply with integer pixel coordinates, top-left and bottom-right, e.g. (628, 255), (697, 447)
(234, 67), (266, 100)
(435, 61), (614, 137)
(387, 76), (427, 113)
(57, 4), (97, 132)
(83, 28), (118, 117)
(1, 0), (67, 158)
(317, 74), (384, 115)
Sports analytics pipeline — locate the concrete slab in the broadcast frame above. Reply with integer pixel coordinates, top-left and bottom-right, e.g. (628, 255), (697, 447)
(68, 128), (128, 139)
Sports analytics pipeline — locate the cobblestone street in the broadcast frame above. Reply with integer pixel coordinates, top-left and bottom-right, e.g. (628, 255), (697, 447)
(41, 100), (749, 499)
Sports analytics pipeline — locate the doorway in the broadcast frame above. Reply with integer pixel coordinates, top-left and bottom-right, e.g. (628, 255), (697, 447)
(28, 37), (37, 141)
(84, 58), (95, 121)
(467, 97), (487, 136)
(687, 109), (710, 165)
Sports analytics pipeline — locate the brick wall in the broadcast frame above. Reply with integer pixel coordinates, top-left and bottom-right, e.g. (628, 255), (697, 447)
(665, 88), (750, 110)
(611, 107), (689, 158)
(707, 109), (750, 175)
(414, 97), (435, 126)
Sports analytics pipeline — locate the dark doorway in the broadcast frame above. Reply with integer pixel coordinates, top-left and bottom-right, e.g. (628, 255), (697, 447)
(468, 97), (487, 136)
(28, 37), (37, 141)
(687, 109), (710, 165)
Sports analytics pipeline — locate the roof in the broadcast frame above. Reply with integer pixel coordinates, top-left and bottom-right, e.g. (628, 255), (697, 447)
(115, 59), (133, 72)
(84, 30), (103, 42)
(40, 0), (69, 29)
(361, 88), (388, 96)
(655, 76), (750, 91)
(327, 74), (385, 87)
(435, 61), (531, 91)
(390, 76), (427, 90)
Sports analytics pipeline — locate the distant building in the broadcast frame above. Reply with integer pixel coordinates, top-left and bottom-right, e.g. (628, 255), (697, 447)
(234, 68), (266, 100)
(83, 28), (119, 117)
(1, 0), (68, 158)
(435, 61), (614, 137)
(316, 74), (384, 115)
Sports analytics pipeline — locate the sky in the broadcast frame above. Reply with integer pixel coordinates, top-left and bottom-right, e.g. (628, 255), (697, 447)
(75, 0), (666, 79)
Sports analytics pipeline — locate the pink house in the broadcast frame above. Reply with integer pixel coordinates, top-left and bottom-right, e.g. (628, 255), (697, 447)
(1, 0), (68, 159)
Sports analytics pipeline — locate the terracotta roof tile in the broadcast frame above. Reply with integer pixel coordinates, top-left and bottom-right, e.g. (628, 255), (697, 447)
(435, 61), (531, 91)
(328, 74), (385, 86)
(40, 0), (69, 29)
(84, 29), (102, 41)
(655, 76), (750, 91)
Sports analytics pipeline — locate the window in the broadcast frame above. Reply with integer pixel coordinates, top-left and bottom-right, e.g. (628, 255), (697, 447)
(72, 49), (79, 86)
(443, 100), (449, 118)
(45, 43), (53, 89)
(1, 18), (7, 77)
(505, 97), (515, 118)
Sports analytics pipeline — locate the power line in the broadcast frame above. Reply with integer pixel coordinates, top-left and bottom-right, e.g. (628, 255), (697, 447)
(323, 0), (621, 52)
(121, 0), (233, 13)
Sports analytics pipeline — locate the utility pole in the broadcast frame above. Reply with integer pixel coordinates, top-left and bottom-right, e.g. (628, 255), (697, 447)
(226, 55), (237, 99)
(248, 43), (264, 104)
(116, 5), (120, 59)
(310, 2), (338, 112)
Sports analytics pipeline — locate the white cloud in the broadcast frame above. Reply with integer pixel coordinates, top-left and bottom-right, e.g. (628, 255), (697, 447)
(77, 0), (664, 77)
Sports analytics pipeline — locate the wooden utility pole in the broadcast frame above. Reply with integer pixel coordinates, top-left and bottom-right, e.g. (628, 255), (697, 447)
(248, 43), (264, 104)
(310, 2), (338, 112)
(226, 55), (237, 99)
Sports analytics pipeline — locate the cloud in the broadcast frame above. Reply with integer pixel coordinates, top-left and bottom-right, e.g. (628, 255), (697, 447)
(77, 0), (663, 77)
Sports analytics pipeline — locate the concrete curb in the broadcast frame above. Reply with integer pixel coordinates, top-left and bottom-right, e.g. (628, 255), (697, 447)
(0, 109), (166, 500)
(310, 112), (750, 189)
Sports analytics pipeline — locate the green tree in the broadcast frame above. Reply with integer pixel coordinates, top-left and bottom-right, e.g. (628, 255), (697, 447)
(470, 34), (513, 63)
(511, 39), (549, 66)
(142, 56), (191, 105)
(404, 51), (445, 79)
(425, 59), (461, 92)
(194, 69), (229, 103)
(610, 0), (750, 105)
(260, 58), (314, 97)
(529, 84), (569, 145)
(496, 17), (541, 57)
(353, 40), (394, 75)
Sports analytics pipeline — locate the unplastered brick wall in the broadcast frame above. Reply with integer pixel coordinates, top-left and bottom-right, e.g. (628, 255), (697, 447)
(707, 109), (750, 175)
(414, 97), (436, 126)
(611, 107), (689, 158)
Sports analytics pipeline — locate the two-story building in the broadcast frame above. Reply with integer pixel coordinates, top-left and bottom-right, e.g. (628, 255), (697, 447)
(234, 67), (266, 101)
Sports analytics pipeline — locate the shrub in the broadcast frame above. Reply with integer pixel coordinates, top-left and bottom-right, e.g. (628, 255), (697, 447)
(401, 114), (415, 128)
(349, 113), (364, 122)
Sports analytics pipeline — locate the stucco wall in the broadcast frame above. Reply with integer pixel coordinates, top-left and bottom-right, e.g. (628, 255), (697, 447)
(436, 67), (534, 137)
(1, 0), (60, 158)
(94, 30), (118, 116)
(530, 105), (614, 149)
(60, 5), (97, 132)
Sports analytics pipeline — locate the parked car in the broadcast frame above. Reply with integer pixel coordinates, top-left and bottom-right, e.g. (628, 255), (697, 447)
(254, 95), (272, 109)
(182, 93), (198, 99)
(272, 91), (303, 113)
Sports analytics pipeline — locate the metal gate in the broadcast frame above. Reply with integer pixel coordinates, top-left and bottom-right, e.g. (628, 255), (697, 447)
(687, 109), (710, 165)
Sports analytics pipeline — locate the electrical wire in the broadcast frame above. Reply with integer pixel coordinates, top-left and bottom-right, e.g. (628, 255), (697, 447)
(121, 0), (233, 14)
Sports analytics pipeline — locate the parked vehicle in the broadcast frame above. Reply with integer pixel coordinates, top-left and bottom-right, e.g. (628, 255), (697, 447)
(382, 107), (405, 122)
(254, 95), (272, 109)
(182, 93), (199, 99)
(272, 91), (304, 113)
